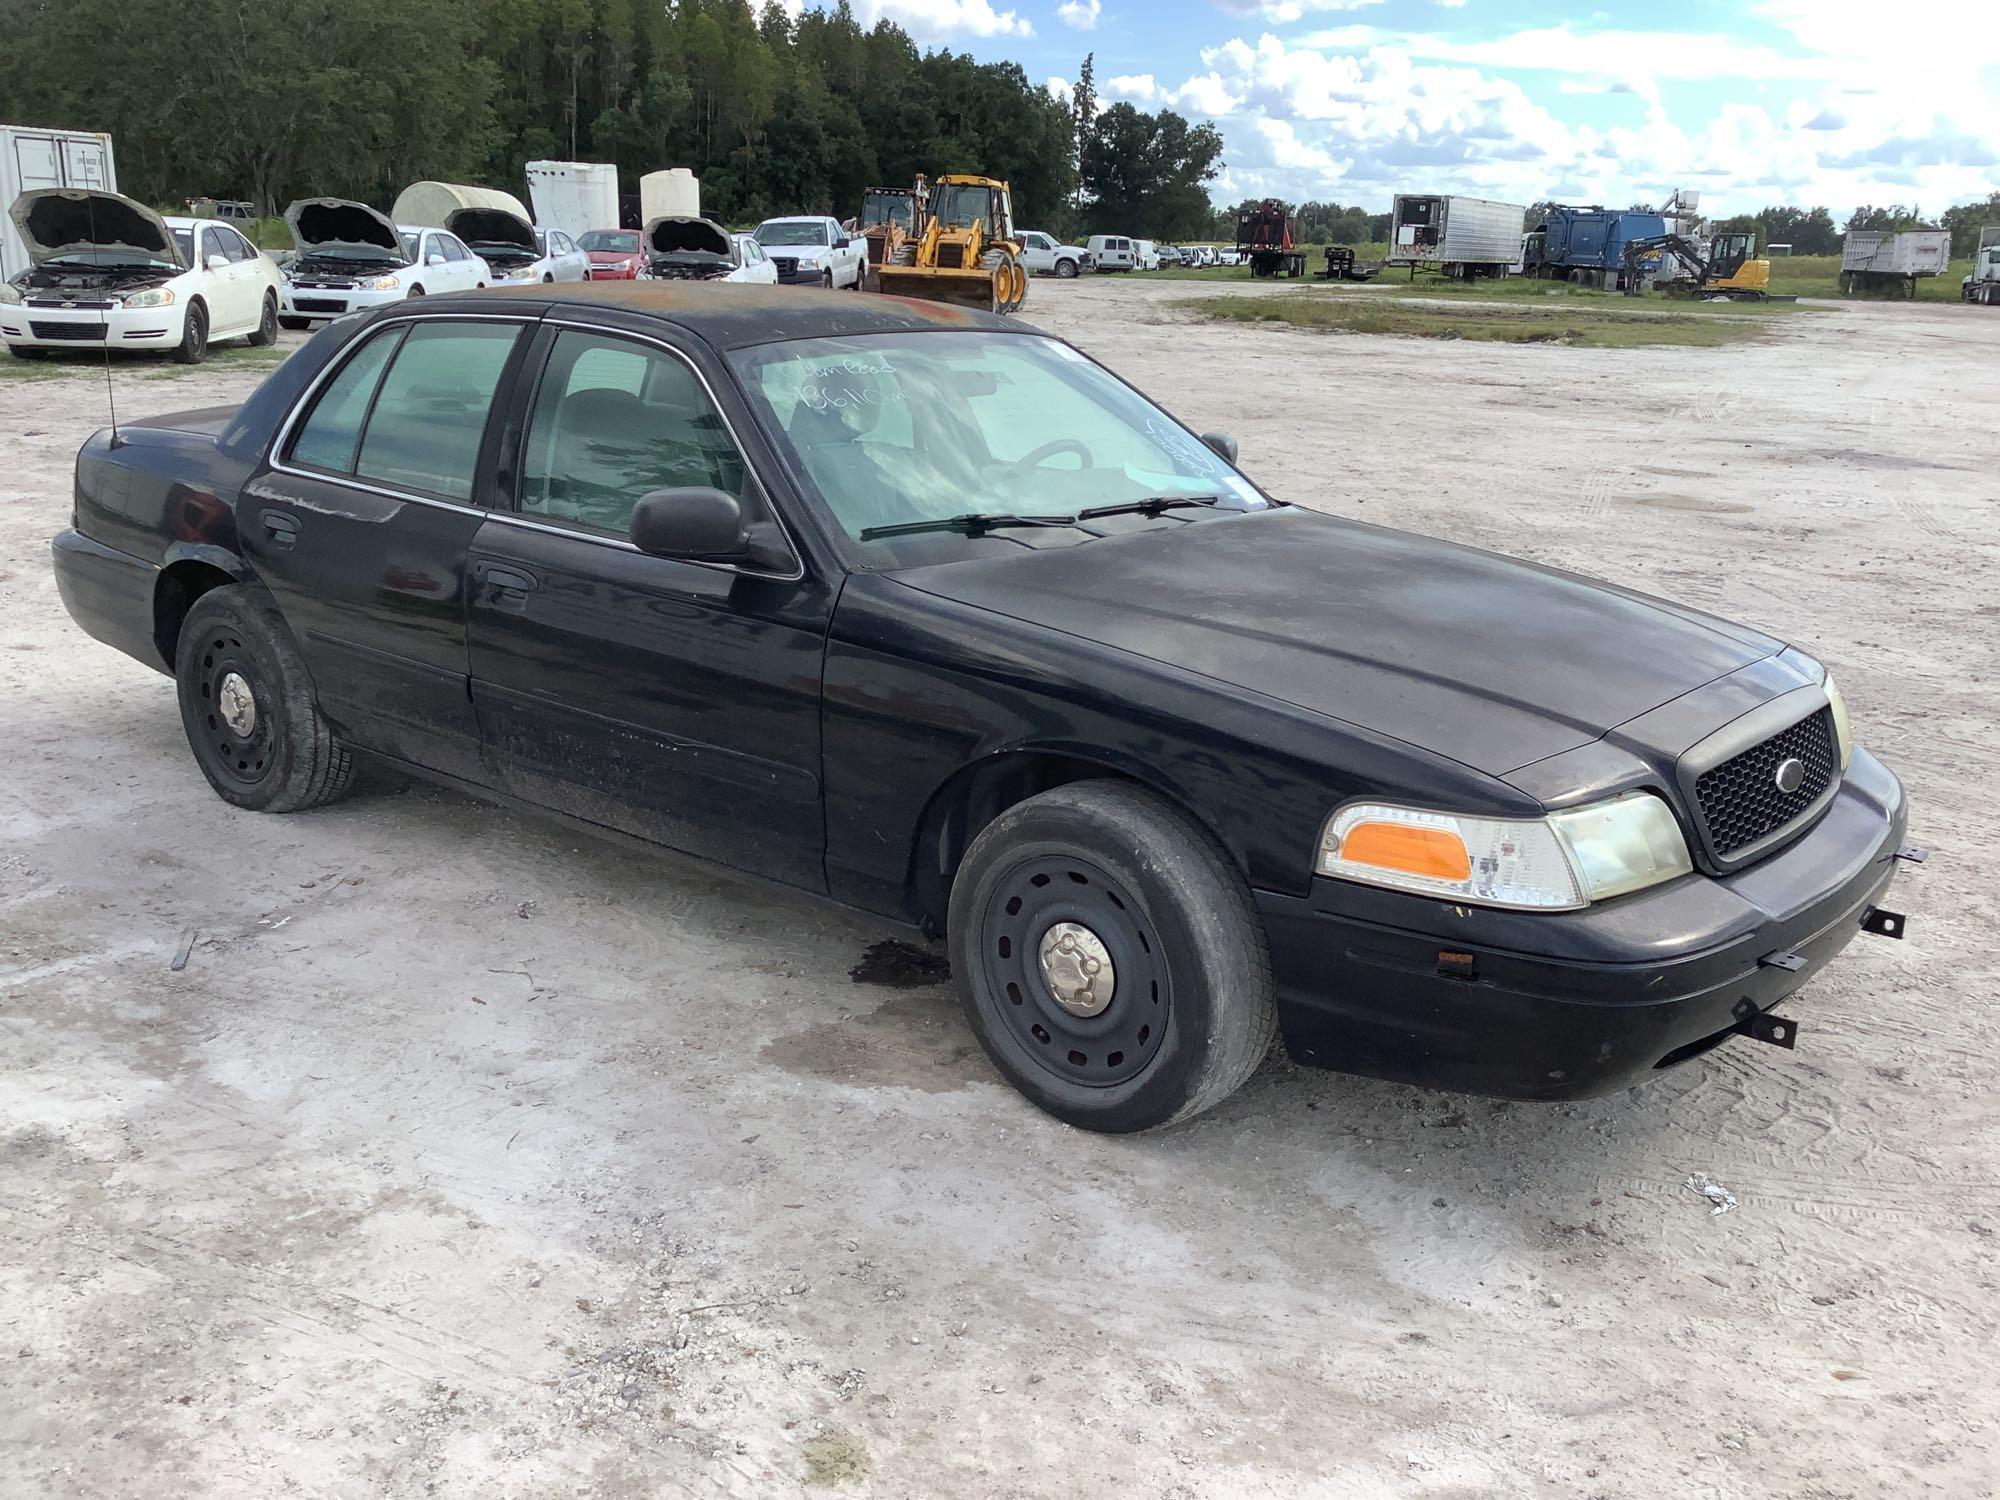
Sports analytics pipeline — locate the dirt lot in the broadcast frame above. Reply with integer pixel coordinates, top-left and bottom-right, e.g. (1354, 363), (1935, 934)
(3, 280), (1996, 1499)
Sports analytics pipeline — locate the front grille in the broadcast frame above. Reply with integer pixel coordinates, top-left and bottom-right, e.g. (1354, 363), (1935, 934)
(292, 297), (347, 313)
(28, 298), (113, 309)
(30, 321), (106, 340)
(937, 243), (967, 269)
(1694, 706), (1838, 858)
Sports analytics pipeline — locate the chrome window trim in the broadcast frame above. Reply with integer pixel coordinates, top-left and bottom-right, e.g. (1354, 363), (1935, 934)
(266, 309), (806, 584)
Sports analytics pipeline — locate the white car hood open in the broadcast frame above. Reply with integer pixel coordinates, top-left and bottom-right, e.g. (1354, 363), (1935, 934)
(645, 216), (733, 260)
(445, 206), (537, 257)
(10, 189), (185, 269)
(285, 198), (405, 259)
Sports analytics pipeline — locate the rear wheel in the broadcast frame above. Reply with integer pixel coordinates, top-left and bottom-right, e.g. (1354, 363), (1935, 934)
(947, 782), (1276, 1132)
(246, 291), (279, 347)
(174, 586), (355, 813)
(172, 301), (209, 365)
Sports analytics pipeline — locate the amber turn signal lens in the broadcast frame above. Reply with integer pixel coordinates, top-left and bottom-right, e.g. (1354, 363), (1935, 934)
(1338, 820), (1472, 881)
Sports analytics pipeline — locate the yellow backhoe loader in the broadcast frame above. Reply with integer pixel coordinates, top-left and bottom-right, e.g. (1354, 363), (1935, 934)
(857, 177), (927, 294)
(874, 174), (1028, 314)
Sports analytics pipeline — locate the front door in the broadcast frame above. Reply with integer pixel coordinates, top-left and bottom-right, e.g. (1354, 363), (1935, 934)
(467, 325), (833, 889)
(239, 315), (532, 778)
(198, 225), (254, 333)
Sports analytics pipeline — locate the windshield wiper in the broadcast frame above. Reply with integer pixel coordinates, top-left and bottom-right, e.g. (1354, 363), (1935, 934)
(860, 512), (1084, 540)
(1074, 495), (1228, 521)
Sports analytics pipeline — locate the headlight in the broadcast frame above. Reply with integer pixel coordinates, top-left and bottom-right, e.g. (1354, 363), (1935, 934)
(1318, 792), (1691, 910)
(123, 287), (176, 309)
(1822, 672), (1854, 769)
(361, 274), (403, 291)
(0, 284), (22, 305)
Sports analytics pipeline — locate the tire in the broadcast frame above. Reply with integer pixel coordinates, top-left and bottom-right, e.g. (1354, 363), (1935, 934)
(279, 315), (310, 331)
(542, 273), (554, 283)
(406, 285), (425, 298)
(246, 291), (279, 347)
(174, 585), (356, 813)
(947, 782), (1277, 1132)
(1056, 258), (1078, 279)
(172, 301), (209, 365)
(822, 270), (834, 290)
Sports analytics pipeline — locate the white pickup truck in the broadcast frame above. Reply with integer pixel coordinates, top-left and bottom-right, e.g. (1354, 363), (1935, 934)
(752, 215), (867, 289)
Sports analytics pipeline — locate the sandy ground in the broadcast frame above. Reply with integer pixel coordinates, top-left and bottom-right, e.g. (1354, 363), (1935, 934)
(2, 280), (1996, 1499)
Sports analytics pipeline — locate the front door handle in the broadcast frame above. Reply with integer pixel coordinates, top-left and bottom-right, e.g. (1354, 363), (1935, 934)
(260, 509), (299, 549)
(476, 563), (538, 609)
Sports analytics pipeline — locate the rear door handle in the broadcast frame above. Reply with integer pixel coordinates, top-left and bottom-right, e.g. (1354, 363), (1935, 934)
(476, 563), (538, 608)
(260, 509), (299, 549)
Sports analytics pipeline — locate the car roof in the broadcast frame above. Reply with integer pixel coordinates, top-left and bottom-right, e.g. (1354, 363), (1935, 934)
(414, 280), (1018, 350)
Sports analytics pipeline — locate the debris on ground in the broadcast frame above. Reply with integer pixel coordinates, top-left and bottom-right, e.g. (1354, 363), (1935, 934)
(848, 939), (951, 988)
(1685, 1173), (1738, 1216)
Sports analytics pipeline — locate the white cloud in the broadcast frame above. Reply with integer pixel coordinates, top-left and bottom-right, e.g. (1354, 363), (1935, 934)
(1045, 74), (1075, 106)
(1208, 0), (1381, 24)
(815, 0), (1033, 40)
(1056, 0), (1101, 28)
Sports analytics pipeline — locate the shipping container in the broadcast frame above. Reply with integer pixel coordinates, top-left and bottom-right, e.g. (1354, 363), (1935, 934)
(525, 161), (619, 241)
(389, 181), (532, 230)
(1, 125), (117, 281)
(1388, 194), (1526, 277)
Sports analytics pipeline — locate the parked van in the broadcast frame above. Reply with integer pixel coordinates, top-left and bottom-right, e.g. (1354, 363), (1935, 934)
(1085, 234), (1138, 272)
(1132, 239), (1161, 271)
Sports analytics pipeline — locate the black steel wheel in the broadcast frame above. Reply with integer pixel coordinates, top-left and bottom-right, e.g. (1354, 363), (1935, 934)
(948, 782), (1276, 1132)
(174, 586), (355, 813)
(246, 291), (279, 346)
(172, 301), (208, 364)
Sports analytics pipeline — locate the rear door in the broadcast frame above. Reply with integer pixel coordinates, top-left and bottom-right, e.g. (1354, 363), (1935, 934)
(466, 322), (834, 888)
(240, 314), (533, 779)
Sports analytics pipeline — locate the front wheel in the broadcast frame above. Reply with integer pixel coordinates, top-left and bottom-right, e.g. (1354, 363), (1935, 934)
(246, 291), (279, 347)
(172, 302), (209, 364)
(1056, 258), (1078, 279)
(947, 782), (1277, 1132)
(174, 586), (356, 813)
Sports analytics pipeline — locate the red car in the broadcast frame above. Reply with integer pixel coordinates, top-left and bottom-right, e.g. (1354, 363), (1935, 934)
(577, 228), (645, 280)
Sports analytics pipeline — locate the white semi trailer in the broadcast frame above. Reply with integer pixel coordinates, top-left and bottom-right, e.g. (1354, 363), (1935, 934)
(1, 126), (117, 282)
(1839, 228), (1951, 297)
(525, 161), (619, 241)
(1387, 193), (1526, 279)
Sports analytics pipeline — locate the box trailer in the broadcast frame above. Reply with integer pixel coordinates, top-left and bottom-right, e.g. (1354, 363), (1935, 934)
(2, 125), (117, 282)
(1388, 193), (1525, 278)
(1840, 229), (1951, 297)
(525, 161), (619, 241)
(1527, 206), (1669, 289)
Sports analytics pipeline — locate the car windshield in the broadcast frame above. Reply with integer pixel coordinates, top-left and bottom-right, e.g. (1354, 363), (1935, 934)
(932, 184), (996, 230)
(756, 222), (828, 247)
(578, 230), (638, 254)
(733, 332), (1269, 550)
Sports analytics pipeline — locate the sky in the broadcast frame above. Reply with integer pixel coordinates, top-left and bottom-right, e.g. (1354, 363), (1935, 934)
(808, 0), (2000, 217)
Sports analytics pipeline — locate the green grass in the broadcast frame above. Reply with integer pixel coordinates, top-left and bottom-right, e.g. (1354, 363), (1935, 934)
(1196, 291), (1783, 348)
(2, 341), (294, 382)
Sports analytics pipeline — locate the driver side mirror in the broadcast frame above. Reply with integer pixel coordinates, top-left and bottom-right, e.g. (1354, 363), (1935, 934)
(1201, 432), (1239, 465)
(631, 487), (749, 562)
(426, 252), (446, 267)
(206, 253), (230, 271)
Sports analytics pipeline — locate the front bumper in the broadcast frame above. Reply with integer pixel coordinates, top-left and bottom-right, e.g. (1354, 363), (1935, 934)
(1, 301), (184, 349)
(281, 284), (403, 321)
(1257, 748), (1910, 1100)
(769, 260), (828, 285)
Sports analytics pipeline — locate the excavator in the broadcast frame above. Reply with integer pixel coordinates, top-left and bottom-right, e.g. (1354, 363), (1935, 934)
(874, 174), (1028, 314)
(856, 177), (927, 294)
(1619, 230), (1772, 301)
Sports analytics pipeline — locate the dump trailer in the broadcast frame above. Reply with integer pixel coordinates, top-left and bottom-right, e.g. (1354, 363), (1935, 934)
(1528, 205), (1669, 289)
(1840, 229), (1950, 297)
(1963, 226), (2000, 306)
(1236, 200), (1306, 278)
(857, 178), (926, 293)
(1387, 193), (1525, 279)
(875, 174), (1027, 313)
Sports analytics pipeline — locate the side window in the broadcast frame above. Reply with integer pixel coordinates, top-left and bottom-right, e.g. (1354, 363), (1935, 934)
(200, 227), (230, 266)
(353, 322), (521, 501)
(227, 228), (258, 261)
(440, 235), (469, 263)
(519, 331), (748, 537)
(287, 329), (405, 474)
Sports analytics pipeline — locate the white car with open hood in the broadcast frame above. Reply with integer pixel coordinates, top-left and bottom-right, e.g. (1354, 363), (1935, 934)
(278, 199), (491, 329)
(444, 206), (585, 285)
(1, 189), (282, 363)
(643, 217), (778, 283)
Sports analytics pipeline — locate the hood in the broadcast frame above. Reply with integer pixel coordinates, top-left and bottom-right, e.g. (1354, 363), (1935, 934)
(284, 198), (403, 257)
(645, 216), (732, 259)
(890, 508), (1783, 777)
(10, 190), (184, 269)
(445, 206), (536, 256)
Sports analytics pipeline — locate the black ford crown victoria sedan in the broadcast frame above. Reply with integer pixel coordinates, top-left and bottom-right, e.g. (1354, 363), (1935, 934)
(52, 283), (1911, 1131)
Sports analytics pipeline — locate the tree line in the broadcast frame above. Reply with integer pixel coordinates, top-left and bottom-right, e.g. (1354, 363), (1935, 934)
(1, 0), (1224, 236)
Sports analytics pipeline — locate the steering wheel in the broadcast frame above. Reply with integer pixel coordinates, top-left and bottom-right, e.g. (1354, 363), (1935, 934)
(1015, 438), (1092, 470)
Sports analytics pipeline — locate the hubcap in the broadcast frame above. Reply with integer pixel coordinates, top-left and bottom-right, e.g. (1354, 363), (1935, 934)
(1038, 921), (1115, 1017)
(217, 671), (258, 737)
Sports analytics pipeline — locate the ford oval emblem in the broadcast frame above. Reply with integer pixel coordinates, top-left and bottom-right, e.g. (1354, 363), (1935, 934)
(1773, 757), (1806, 794)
